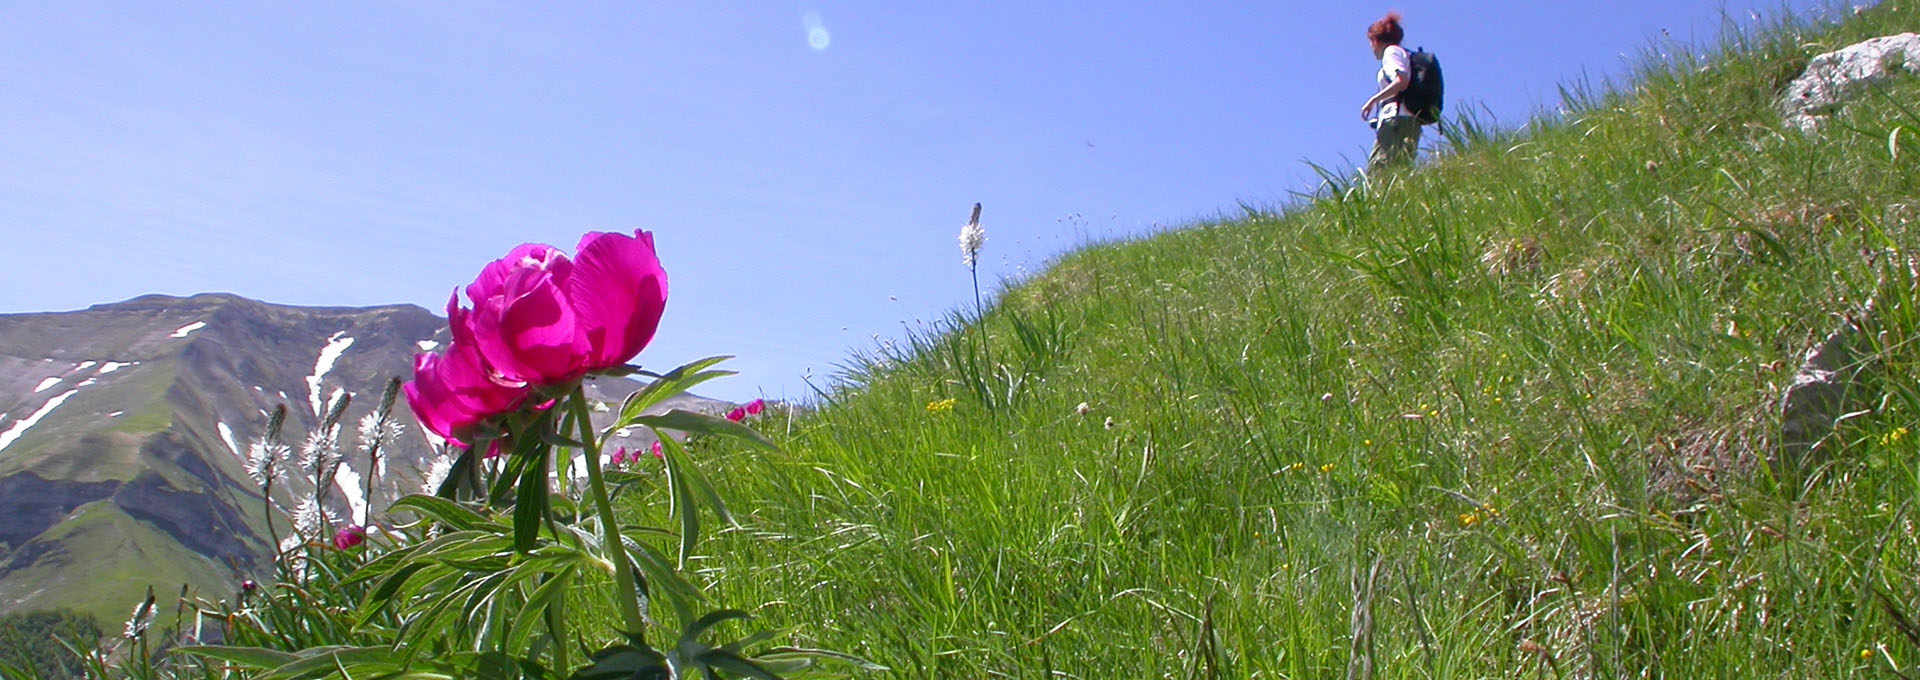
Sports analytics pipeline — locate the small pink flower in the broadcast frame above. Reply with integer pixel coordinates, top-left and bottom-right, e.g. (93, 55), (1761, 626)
(610, 447), (628, 466)
(726, 407), (747, 422)
(333, 525), (367, 550)
(744, 399), (765, 416)
(650, 440), (664, 459)
(241, 579), (257, 593)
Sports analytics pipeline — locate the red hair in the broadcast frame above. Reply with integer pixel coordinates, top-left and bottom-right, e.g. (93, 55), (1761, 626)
(1367, 11), (1404, 46)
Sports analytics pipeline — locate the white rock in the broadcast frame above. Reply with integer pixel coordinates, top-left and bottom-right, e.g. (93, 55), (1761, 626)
(1782, 33), (1920, 133)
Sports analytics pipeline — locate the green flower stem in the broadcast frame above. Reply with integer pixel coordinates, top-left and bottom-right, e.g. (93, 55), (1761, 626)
(570, 385), (646, 634)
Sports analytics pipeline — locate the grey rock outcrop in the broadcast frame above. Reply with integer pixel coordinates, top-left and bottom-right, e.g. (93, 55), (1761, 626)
(1780, 33), (1920, 133)
(1777, 314), (1868, 473)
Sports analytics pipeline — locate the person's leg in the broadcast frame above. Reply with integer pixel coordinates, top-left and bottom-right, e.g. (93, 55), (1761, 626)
(1380, 116), (1419, 168)
(1365, 122), (1395, 176)
(1367, 117), (1421, 177)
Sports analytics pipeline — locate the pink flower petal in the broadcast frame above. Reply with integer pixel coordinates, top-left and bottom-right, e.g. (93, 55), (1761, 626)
(744, 398), (765, 416)
(470, 269), (590, 383)
(568, 230), (668, 371)
(726, 407), (746, 422)
(405, 340), (531, 443)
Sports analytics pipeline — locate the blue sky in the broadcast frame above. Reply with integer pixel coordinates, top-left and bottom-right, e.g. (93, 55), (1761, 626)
(0, 1), (1831, 401)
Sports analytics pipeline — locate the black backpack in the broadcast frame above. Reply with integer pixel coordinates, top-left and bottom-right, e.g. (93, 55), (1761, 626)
(1398, 48), (1444, 125)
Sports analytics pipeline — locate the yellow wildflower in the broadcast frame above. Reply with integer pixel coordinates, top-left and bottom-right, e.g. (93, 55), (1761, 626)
(1880, 427), (1909, 446)
(1319, 463), (1335, 474)
(926, 398), (957, 413)
(1459, 512), (1481, 527)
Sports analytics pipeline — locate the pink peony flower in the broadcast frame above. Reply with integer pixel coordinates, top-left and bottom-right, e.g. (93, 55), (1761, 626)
(457, 231), (668, 385)
(744, 399), (765, 416)
(406, 230), (664, 446)
(725, 407), (747, 422)
(333, 525), (367, 550)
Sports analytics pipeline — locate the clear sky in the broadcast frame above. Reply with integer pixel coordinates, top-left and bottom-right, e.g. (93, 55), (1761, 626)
(0, 1), (1833, 402)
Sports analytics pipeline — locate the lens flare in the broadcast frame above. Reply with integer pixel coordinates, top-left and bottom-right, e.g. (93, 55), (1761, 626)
(803, 11), (831, 51)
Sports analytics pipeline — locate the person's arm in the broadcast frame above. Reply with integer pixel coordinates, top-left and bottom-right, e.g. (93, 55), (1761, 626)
(1360, 49), (1413, 120)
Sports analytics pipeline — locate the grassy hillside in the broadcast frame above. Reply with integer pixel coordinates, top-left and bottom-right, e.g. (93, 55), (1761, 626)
(0, 500), (230, 629)
(621, 4), (1920, 677)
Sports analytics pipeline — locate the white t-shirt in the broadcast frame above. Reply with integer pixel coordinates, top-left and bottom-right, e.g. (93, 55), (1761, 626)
(1377, 44), (1411, 120)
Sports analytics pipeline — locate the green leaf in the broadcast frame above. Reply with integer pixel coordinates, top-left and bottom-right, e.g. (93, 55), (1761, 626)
(680, 453), (737, 528)
(603, 470), (653, 499)
(625, 535), (699, 627)
(755, 647), (890, 672)
(539, 428), (589, 450)
(612, 356), (736, 430)
(435, 447), (477, 499)
(488, 434), (549, 502)
(698, 650), (783, 680)
(661, 441), (701, 569)
(472, 651), (546, 680)
(253, 647), (440, 680)
(569, 645), (666, 680)
(171, 645), (299, 669)
(388, 495), (490, 532)
(683, 609), (751, 643)
(507, 566), (576, 651)
(628, 410), (779, 451)
(357, 561), (430, 622)
(513, 445), (551, 554)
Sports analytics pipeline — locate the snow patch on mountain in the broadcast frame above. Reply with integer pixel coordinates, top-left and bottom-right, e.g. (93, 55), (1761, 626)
(98, 361), (133, 375)
(416, 340), (439, 352)
(33, 377), (61, 393)
(0, 388), (82, 453)
(333, 464), (367, 525)
(170, 321), (207, 338)
(308, 333), (355, 417)
(217, 422), (240, 457)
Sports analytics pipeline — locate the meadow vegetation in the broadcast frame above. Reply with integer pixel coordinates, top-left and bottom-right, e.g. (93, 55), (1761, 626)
(670, 3), (1920, 676)
(11, 2), (1920, 677)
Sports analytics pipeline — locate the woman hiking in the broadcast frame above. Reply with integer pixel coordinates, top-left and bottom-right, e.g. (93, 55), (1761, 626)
(1360, 11), (1418, 175)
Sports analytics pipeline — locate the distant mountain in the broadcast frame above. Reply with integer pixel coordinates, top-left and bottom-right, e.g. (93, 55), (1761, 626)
(0, 293), (728, 626)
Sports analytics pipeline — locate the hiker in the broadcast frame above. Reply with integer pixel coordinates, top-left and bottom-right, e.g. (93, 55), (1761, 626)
(1360, 11), (1418, 174)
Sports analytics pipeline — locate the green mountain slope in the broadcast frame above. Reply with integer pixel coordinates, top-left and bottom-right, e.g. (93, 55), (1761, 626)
(636, 4), (1920, 676)
(0, 500), (231, 631)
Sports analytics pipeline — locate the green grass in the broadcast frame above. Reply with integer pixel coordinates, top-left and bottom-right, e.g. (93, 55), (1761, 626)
(593, 3), (1920, 677)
